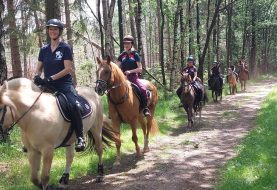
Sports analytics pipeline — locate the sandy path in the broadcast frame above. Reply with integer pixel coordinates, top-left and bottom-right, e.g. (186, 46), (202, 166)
(70, 78), (277, 190)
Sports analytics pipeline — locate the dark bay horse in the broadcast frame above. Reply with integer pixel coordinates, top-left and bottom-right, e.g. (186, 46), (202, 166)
(238, 61), (249, 91)
(180, 73), (207, 127)
(95, 57), (159, 166)
(0, 78), (116, 190)
(209, 76), (222, 102)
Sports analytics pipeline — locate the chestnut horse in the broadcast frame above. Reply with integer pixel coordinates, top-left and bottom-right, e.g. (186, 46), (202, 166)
(226, 68), (237, 95)
(180, 73), (207, 127)
(0, 78), (116, 190)
(238, 61), (249, 91)
(95, 57), (159, 166)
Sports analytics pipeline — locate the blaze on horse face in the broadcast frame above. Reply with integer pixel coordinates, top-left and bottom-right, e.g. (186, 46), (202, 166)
(95, 57), (113, 96)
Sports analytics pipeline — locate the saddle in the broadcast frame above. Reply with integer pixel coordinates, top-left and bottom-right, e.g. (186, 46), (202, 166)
(130, 82), (151, 111)
(55, 92), (92, 122)
(192, 82), (204, 105)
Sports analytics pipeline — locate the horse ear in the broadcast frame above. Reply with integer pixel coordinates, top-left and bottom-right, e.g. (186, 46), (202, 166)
(0, 81), (8, 92)
(106, 55), (111, 65)
(96, 57), (102, 65)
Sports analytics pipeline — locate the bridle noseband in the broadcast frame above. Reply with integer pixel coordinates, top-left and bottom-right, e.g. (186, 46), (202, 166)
(0, 91), (43, 135)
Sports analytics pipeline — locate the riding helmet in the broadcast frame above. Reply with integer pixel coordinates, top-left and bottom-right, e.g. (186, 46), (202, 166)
(187, 56), (194, 62)
(123, 35), (134, 43)
(46, 19), (64, 30)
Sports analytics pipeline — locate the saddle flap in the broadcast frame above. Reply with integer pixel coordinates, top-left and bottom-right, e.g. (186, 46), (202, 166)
(55, 92), (92, 122)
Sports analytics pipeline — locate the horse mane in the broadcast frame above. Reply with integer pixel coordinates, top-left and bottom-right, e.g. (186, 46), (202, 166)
(6, 78), (41, 92)
(109, 61), (127, 83)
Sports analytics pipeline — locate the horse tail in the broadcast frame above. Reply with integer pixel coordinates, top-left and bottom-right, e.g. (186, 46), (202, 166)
(102, 115), (119, 148)
(149, 117), (159, 136)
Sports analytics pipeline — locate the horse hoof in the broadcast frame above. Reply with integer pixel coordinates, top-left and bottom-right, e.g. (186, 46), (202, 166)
(95, 176), (104, 183)
(143, 147), (150, 153)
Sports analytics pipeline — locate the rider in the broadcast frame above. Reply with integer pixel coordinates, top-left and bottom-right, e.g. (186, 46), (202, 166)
(176, 56), (203, 102)
(117, 35), (151, 117)
(33, 19), (85, 152)
(208, 61), (223, 90)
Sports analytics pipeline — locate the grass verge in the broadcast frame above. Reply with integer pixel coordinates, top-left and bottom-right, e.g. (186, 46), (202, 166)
(215, 87), (277, 190)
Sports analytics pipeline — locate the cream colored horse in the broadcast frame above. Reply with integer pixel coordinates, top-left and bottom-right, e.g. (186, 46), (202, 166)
(0, 78), (116, 190)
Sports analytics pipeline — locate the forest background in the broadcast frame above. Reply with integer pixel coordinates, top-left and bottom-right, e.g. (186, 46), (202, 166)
(0, 0), (276, 90)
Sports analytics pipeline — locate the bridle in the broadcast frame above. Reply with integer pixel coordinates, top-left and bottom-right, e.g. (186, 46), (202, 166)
(95, 67), (129, 105)
(0, 91), (43, 135)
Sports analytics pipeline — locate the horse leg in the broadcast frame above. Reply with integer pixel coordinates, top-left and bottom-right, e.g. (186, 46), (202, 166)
(138, 116), (149, 153)
(59, 145), (74, 189)
(28, 150), (42, 189)
(131, 121), (141, 156)
(89, 127), (104, 182)
(113, 121), (122, 166)
(41, 149), (54, 190)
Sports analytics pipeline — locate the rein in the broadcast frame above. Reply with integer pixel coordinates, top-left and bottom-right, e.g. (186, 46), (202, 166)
(0, 92), (43, 134)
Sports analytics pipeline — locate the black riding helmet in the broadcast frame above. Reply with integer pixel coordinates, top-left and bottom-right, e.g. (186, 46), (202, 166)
(46, 19), (64, 36)
(187, 56), (194, 62)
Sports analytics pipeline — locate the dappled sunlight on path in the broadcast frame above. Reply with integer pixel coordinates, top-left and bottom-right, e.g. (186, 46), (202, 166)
(70, 78), (277, 190)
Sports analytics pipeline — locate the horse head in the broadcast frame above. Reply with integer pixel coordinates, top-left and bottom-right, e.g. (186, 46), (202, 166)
(0, 81), (17, 134)
(95, 56), (113, 95)
(181, 73), (192, 93)
(95, 56), (125, 96)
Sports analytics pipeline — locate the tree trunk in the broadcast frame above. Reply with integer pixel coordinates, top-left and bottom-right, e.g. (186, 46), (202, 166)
(7, 0), (22, 77)
(97, 0), (104, 57)
(158, 0), (166, 85)
(226, 0), (233, 68)
(198, 0), (223, 80)
(180, 1), (185, 68)
(128, 0), (137, 49)
(118, 0), (124, 52)
(45, 0), (61, 43)
(169, 0), (182, 91)
(135, 0), (146, 70)
(249, 0), (256, 76)
(0, 0), (7, 83)
(188, 0), (193, 55)
(64, 0), (73, 49)
(241, 0), (247, 57)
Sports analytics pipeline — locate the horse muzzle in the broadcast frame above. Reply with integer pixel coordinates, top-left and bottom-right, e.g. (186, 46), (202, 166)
(95, 80), (108, 96)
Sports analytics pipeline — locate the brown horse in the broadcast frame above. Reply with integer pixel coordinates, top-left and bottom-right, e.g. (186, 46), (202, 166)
(0, 78), (116, 190)
(238, 61), (249, 91)
(226, 68), (237, 95)
(95, 57), (159, 166)
(180, 73), (207, 127)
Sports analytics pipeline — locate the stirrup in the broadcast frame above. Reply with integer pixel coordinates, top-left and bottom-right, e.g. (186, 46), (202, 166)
(75, 137), (86, 152)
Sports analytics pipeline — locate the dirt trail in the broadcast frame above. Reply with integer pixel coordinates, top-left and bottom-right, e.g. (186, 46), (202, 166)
(70, 78), (277, 190)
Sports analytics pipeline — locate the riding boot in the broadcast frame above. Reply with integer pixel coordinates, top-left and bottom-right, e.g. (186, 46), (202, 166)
(141, 96), (151, 117)
(71, 105), (85, 152)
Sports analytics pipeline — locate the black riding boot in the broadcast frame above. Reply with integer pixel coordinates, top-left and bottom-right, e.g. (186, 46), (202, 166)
(71, 105), (85, 152)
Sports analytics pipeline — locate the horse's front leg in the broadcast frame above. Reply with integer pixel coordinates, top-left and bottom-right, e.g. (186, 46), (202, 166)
(59, 145), (74, 189)
(28, 149), (42, 189)
(41, 149), (54, 190)
(113, 120), (122, 166)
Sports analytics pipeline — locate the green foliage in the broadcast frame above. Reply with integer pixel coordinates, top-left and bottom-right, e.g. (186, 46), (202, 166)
(215, 87), (277, 190)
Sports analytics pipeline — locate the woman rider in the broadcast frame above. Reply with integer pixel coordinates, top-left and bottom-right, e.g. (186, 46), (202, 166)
(33, 19), (85, 152)
(176, 56), (202, 101)
(117, 35), (151, 117)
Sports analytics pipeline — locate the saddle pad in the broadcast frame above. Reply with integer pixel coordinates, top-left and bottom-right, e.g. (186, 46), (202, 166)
(55, 93), (92, 122)
(130, 82), (151, 111)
